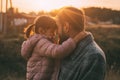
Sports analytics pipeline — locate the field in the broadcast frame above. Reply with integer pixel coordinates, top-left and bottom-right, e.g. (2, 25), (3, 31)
(86, 24), (120, 80)
(0, 24), (120, 80)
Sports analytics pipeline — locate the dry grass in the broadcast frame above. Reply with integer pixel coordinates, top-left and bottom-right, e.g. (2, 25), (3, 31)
(105, 69), (120, 80)
(0, 24), (120, 80)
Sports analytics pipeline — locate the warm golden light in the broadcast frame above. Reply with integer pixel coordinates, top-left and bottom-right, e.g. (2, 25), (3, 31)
(11, 0), (91, 12)
(2, 0), (120, 13)
(13, 0), (79, 12)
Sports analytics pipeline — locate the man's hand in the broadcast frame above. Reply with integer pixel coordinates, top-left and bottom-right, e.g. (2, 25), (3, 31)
(73, 31), (90, 43)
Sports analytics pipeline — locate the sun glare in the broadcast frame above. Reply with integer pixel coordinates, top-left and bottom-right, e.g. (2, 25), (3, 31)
(2, 0), (119, 13)
(34, 0), (60, 11)
(13, 0), (68, 12)
(12, 0), (87, 13)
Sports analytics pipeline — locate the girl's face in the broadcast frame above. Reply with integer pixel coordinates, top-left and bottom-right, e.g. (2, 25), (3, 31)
(46, 28), (59, 44)
(45, 28), (57, 39)
(38, 27), (57, 38)
(38, 27), (59, 43)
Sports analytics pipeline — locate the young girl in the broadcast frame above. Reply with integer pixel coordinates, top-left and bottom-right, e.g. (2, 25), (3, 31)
(21, 15), (88, 80)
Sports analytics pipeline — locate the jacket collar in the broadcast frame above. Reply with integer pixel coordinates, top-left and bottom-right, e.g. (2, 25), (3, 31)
(77, 33), (94, 50)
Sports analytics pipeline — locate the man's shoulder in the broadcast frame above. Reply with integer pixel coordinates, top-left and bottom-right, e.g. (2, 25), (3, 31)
(76, 40), (106, 61)
(66, 34), (105, 61)
(86, 41), (103, 52)
(86, 41), (105, 59)
(74, 33), (103, 53)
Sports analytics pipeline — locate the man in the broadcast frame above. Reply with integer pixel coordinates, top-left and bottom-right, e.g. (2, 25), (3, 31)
(56, 7), (106, 80)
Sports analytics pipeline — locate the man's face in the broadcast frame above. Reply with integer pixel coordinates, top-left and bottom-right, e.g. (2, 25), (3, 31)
(56, 18), (69, 43)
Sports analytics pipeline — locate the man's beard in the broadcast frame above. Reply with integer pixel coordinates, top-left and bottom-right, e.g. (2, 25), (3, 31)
(59, 32), (69, 44)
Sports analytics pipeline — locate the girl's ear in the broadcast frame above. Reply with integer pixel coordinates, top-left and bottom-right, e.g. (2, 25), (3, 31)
(38, 27), (44, 34)
(63, 22), (70, 34)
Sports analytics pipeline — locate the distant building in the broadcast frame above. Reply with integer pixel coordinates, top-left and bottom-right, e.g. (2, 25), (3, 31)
(0, 8), (36, 33)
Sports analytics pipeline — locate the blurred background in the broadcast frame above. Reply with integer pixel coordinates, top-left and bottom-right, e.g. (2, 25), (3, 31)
(0, 0), (120, 80)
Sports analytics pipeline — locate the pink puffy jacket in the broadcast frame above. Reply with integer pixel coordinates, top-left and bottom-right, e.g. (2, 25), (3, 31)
(21, 34), (76, 80)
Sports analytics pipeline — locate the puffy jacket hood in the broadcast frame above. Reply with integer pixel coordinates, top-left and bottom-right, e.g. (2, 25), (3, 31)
(21, 34), (42, 60)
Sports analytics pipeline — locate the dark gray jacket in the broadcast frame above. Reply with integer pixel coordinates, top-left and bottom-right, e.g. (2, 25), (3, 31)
(58, 34), (106, 80)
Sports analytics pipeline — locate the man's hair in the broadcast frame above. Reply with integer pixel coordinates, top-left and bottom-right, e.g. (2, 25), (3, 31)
(57, 7), (85, 32)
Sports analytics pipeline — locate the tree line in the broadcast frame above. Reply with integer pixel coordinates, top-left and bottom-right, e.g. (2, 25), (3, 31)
(83, 7), (120, 24)
(28, 7), (120, 24)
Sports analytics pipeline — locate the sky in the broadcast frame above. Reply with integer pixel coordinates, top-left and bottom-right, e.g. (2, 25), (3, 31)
(1, 0), (120, 13)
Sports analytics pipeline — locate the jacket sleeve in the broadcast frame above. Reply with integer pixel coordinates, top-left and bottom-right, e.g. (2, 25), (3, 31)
(79, 54), (106, 80)
(36, 38), (76, 59)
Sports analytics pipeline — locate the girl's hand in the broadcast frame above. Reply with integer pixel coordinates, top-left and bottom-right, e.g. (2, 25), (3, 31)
(73, 31), (90, 43)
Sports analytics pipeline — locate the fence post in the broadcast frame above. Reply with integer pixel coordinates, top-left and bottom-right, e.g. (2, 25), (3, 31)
(0, 0), (3, 32)
(3, 0), (8, 34)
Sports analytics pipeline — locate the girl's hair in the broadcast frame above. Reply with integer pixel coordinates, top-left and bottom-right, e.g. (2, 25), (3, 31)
(57, 7), (85, 32)
(24, 24), (34, 38)
(24, 15), (58, 38)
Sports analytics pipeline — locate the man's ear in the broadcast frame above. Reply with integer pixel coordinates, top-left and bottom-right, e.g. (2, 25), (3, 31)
(64, 22), (70, 33)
